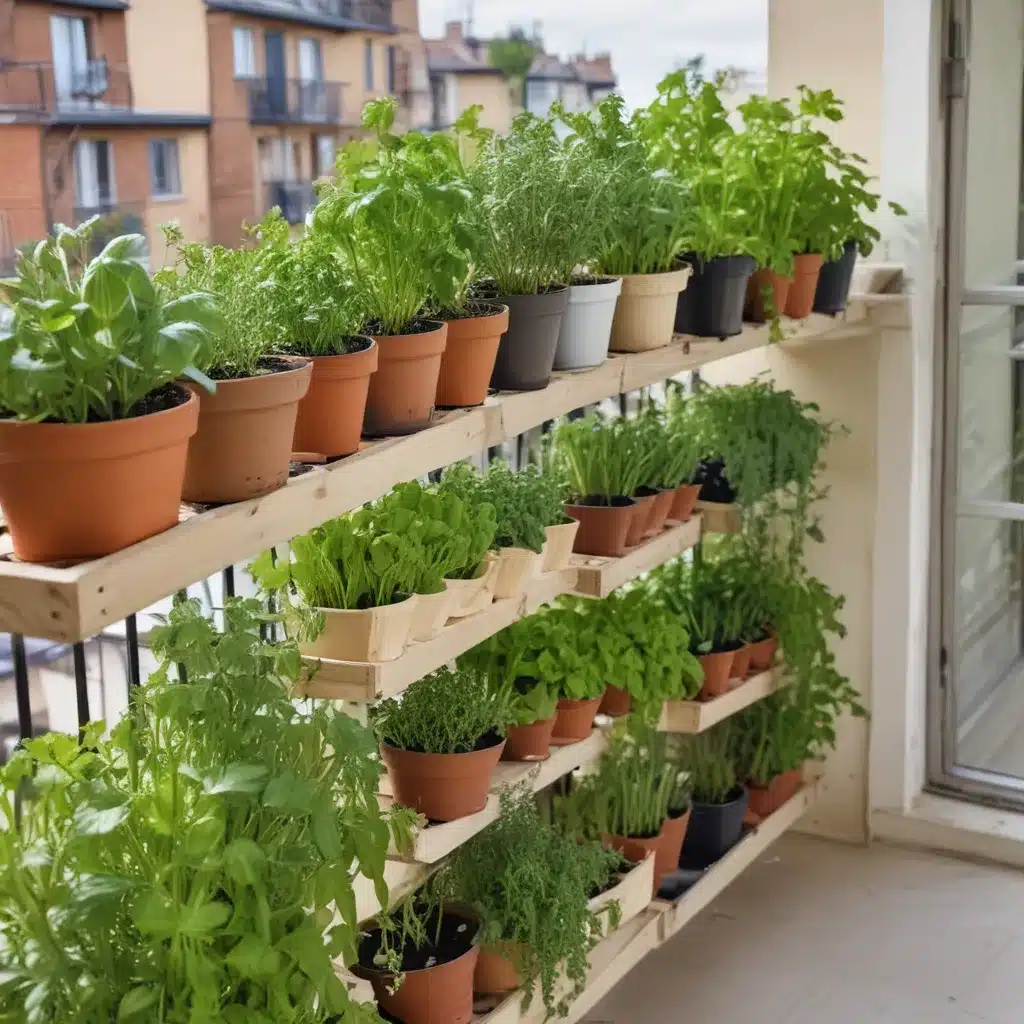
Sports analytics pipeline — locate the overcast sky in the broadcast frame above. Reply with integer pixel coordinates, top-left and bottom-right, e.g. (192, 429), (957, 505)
(418, 0), (769, 109)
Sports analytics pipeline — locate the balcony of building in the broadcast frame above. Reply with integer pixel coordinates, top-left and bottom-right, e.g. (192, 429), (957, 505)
(245, 76), (343, 125)
(0, 58), (133, 122)
(206, 0), (394, 32)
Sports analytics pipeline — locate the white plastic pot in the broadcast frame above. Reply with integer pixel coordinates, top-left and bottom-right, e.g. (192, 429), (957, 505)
(553, 277), (623, 370)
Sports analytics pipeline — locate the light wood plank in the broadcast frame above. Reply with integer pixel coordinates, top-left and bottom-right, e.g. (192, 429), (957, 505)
(694, 500), (741, 534)
(658, 667), (787, 733)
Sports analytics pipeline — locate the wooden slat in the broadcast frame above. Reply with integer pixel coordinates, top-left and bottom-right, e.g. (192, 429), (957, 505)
(694, 500), (741, 534)
(658, 667), (786, 733)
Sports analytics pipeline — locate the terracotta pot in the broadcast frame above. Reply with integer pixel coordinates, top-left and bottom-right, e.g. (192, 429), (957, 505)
(552, 696), (602, 744)
(744, 268), (793, 324)
(502, 715), (556, 761)
(301, 595), (419, 663)
(668, 483), (701, 523)
(411, 588), (457, 642)
(0, 386), (198, 563)
(364, 321), (447, 436)
(608, 266), (691, 353)
(624, 492), (656, 548)
(748, 633), (779, 672)
(491, 288), (568, 391)
(657, 808), (691, 882)
(783, 253), (825, 319)
(643, 487), (675, 538)
(474, 944), (526, 995)
(730, 643), (753, 683)
(697, 650), (736, 700)
(747, 767), (804, 819)
(602, 832), (667, 897)
(183, 357), (311, 504)
(436, 304), (509, 407)
(565, 498), (636, 557)
(599, 685), (631, 718)
(291, 337), (377, 458)
(540, 520), (579, 573)
(492, 546), (542, 600)
(380, 737), (505, 822)
(445, 554), (498, 618)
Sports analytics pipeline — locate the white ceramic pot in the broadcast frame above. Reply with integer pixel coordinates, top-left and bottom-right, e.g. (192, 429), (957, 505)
(540, 521), (580, 573)
(608, 266), (692, 353)
(553, 277), (623, 370)
(492, 546), (542, 599)
(301, 594), (419, 663)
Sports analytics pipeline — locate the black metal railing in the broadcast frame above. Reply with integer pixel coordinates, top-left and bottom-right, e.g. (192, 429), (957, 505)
(246, 77), (342, 124)
(0, 59), (133, 117)
(264, 180), (316, 224)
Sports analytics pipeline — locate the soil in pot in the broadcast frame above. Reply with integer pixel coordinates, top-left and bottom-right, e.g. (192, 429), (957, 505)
(668, 483), (702, 523)
(680, 786), (749, 870)
(693, 458), (737, 504)
(747, 632), (779, 672)
(435, 303), (508, 408)
(300, 595), (419, 663)
(540, 520), (580, 573)
(674, 254), (756, 339)
(730, 643), (753, 683)
(747, 768), (804, 819)
(364, 320), (447, 437)
(380, 730), (506, 822)
(744, 268), (793, 324)
(554, 275), (622, 370)
(783, 253), (825, 319)
(565, 497), (636, 557)
(609, 266), (691, 353)
(602, 831), (667, 897)
(0, 384), (199, 563)
(599, 684), (631, 717)
(474, 944), (527, 995)
(697, 647), (739, 700)
(502, 715), (556, 761)
(656, 807), (691, 885)
(814, 240), (858, 315)
(490, 287), (568, 391)
(624, 491), (657, 548)
(356, 906), (480, 1024)
(552, 696), (602, 744)
(292, 336), (377, 458)
(183, 357), (312, 504)
(642, 487), (675, 538)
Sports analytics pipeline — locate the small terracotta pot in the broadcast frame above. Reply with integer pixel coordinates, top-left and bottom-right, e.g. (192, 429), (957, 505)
(668, 483), (701, 523)
(783, 253), (825, 319)
(747, 633), (779, 672)
(436, 304), (508, 407)
(380, 738), (505, 822)
(730, 643), (753, 683)
(291, 337), (377, 458)
(745, 268), (794, 323)
(602, 832), (667, 897)
(492, 546), (542, 600)
(301, 595), (419, 663)
(502, 715), (556, 761)
(411, 588), (457, 642)
(365, 321), (447, 436)
(657, 808), (691, 881)
(624, 492), (656, 548)
(643, 487), (675, 538)
(608, 266), (692, 353)
(540, 520), (579, 573)
(183, 357), (312, 504)
(599, 685), (631, 718)
(565, 498), (636, 557)
(552, 696), (602, 744)
(474, 944), (526, 995)
(698, 650), (736, 700)
(0, 386), (198, 563)
(747, 767), (804, 819)
(445, 554), (498, 618)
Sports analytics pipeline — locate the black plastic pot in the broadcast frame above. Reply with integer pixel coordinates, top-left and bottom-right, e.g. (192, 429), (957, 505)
(675, 254), (757, 339)
(680, 786), (749, 869)
(490, 286), (569, 392)
(813, 240), (858, 315)
(693, 458), (736, 504)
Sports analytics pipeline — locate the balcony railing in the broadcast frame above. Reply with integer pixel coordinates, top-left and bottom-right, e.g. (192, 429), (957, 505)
(264, 181), (317, 225)
(0, 59), (133, 118)
(246, 77), (342, 124)
(211, 0), (392, 30)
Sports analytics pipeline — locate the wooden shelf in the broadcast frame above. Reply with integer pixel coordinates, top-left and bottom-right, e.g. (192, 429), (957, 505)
(0, 307), (869, 643)
(658, 667), (787, 733)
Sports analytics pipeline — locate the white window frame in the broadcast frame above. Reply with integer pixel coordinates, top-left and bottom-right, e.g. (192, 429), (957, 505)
(149, 139), (182, 200)
(74, 139), (115, 211)
(50, 15), (89, 103)
(364, 39), (374, 90)
(233, 27), (256, 79)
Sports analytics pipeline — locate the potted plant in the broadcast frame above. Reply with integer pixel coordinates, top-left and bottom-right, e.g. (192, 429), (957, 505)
(0, 597), (413, 1021)
(624, 404), (681, 542)
(157, 222), (313, 504)
(0, 224), (218, 562)
(370, 664), (512, 821)
(735, 694), (809, 819)
(434, 785), (621, 1010)
(663, 388), (704, 522)
(312, 98), (472, 435)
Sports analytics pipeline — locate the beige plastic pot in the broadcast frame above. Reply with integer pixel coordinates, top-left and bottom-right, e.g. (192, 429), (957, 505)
(410, 588), (457, 642)
(492, 546), (542, 600)
(540, 520), (580, 573)
(445, 554), (498, 619)
(300, 595), (419, 663)
(608, 266), (692, 353)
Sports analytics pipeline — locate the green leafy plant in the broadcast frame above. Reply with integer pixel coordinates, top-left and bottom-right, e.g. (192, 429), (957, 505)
(733, 692), (812, 786)
(0, 597), (412, 1023)
(673, 721), (739, 804)
(658, 390), (702, 488)
(547, 414), (655, 503)
(0, 223), (219, 422)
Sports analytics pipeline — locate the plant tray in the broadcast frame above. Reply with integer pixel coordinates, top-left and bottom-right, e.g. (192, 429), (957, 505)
(694, 500), (741, 534)
(657, 667), (787, 733)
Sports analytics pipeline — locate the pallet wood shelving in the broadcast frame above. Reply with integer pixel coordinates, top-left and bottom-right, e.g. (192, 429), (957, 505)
(657, 666), (787, 733)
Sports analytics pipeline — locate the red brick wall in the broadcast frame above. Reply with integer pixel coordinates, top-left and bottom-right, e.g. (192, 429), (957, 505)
(0, 123), (46, 249)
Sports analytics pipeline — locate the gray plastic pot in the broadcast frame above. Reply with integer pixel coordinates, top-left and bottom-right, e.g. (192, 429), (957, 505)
(490, 286), (569, 391)
(553, 277), (623, 370)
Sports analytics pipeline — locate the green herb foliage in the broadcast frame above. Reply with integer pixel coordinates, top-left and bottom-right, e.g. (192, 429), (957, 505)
(673, 721), (739, 805)
(548, 414), (654, 502)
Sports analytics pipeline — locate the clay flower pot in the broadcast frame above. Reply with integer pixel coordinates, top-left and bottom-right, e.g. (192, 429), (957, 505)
(291, 337), (377, 458)
(0, 386), (198, 563)
(540, 520), (579, 573)
(745, 268), (794, 323)
(675, 253), (756, 339)
(445, 554), (498, 619)
(783, 253), (825, 319)
(364, 320), (447, 436)
(301, 595), (419, 663)
(552, 696), (602, 744)
(624, 491), (656, 548)
(747, 767), (804, 819)
(697, 649), (736, 700)
(502, 715), (556, 761)
(554, 276), (622, 370)
(491, 287), (569, 391)
(608, 266), (691, 353)
(599, 685), (631, 718)
(492, 546), (542, 600)
(602, 833), (666, 896)
(642, 487), (675, 538)
(380, 736), (505, 821)
(814, 240), (858, 315)
(183, 357), (312, 504)
(411, 588), (457, 642)
(730, 643), (753, 683)
(747, 633), (779, 672)
(436, 303), (509, 407)
(565, 498), (636, 557)
(474, 944), (526, 995)
(668, 483), (702, 523)
(657, 808), (691, 882)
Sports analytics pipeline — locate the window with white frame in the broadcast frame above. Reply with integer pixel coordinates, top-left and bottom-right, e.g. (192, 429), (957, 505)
(233, 27), (256, 78)
(149, 139), (182, 199)
(316, 135), (336, 177)
(74, 140), (114, 212)
(364, 39), (374, 90)
(50, 15), (89, 103)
